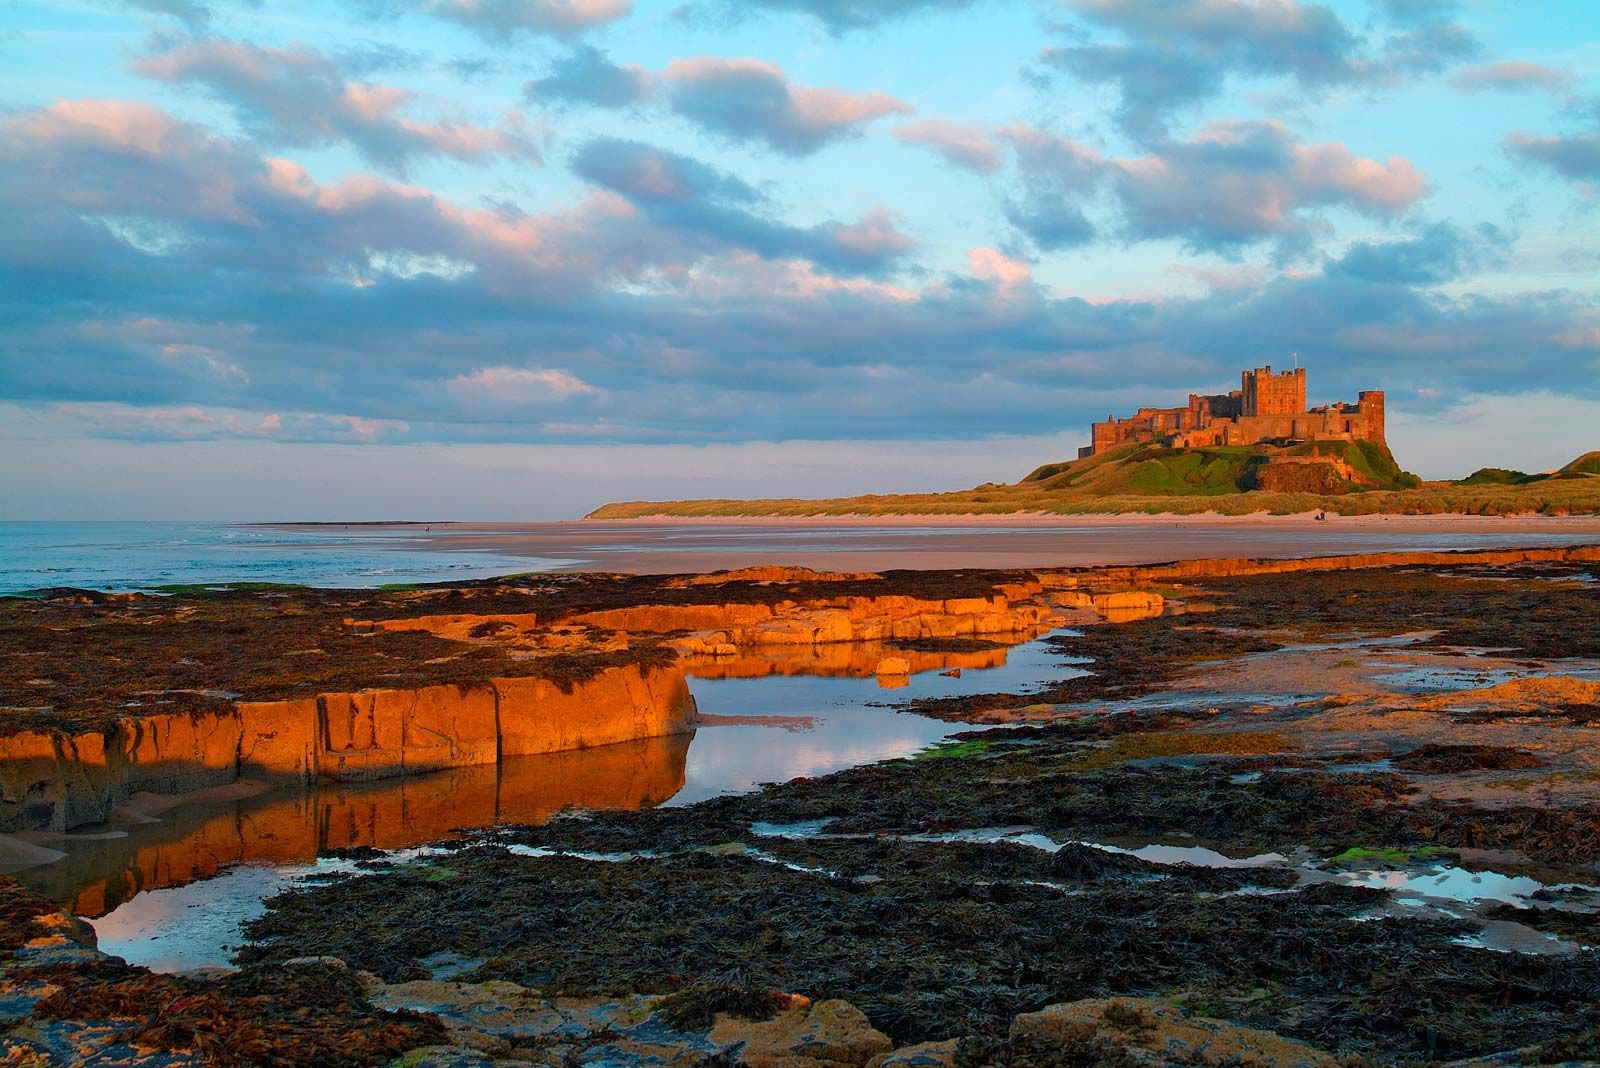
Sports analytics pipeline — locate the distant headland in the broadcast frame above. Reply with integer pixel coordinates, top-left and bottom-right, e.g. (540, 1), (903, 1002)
(589, 366), (1600, 519)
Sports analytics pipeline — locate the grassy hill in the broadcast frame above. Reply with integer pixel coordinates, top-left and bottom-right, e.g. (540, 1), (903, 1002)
(588, 444), (1600, 519)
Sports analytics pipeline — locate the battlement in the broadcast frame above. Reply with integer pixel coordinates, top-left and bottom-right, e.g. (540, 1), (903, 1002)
(1242, 365), (1306, 417)
(1078, 366), (1385, 459)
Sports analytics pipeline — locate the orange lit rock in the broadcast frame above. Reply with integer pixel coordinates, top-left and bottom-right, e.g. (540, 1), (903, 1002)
(0, 731), (115, 832)
(237, 698), (321, 782)
(115, 713), (240, 792)
(669, 565), (880, 587)
(710, 999), (892, 1068)
(495, 664), (695, 758)
(0, 664), (695, 831)
(368, 612), (540, 641)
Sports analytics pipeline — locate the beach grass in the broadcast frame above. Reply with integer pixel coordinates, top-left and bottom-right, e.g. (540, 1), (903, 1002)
(589, 474), (1600, 520)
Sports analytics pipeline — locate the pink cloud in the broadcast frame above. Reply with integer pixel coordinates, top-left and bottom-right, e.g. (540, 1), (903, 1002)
(447, 366), (599, 402)
(966, 247), (1033, 291)
(827, 209), (916, 261)
(894, 119), (1005, 173)
(1451, 61), (1575, 96)
(134, 37), (544, 172)
(659, 57), (911, 154)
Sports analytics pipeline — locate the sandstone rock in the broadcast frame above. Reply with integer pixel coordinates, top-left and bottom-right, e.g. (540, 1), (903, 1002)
(1039, 545), (1600, 590)
(1009, 998), (1340, 1067)
(374, 983), (734, 1067)
(710, 998), (892, 1067)
(874, 658), (912, 677)
(671, 565), (880, 587)
(495, 664), (696, 758)
(1089, 590), (1164, 613)
(865, 1040), (959, 1067)
(365, 612), (540, 641)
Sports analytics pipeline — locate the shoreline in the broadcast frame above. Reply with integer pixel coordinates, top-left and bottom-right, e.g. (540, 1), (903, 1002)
(246, 513), (1600, 575)
(253, 509), (1600, 529)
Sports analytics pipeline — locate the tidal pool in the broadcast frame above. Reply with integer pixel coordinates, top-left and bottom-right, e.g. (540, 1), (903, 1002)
(8, 635), (1083, 972)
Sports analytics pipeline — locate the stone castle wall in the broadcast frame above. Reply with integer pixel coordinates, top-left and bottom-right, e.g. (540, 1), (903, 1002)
(1080, 366), (1385, 458)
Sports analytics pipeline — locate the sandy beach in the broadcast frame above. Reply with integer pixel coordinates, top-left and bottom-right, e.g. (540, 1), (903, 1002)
(258, 512), (1600, 574)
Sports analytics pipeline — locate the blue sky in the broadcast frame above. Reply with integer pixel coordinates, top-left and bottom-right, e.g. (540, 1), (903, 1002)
(1, 0), (1597, 519)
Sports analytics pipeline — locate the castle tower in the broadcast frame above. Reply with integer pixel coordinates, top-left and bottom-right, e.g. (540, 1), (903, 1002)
(1357, 390), (1386, 444)
(1241, 365), (1307, 418)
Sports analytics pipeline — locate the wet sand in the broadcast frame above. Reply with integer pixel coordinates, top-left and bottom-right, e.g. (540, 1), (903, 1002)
(260, 513), (1600, 574)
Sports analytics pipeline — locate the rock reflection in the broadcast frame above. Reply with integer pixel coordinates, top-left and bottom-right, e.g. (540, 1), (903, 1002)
(19, 733), (691, 917)
(679, 638), (1022, 684)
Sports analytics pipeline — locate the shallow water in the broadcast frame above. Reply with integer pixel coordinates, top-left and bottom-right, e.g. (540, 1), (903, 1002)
(8, 636), (1081, 972)
(9, 520), (1600, 593)
(0, 522), (569, 594)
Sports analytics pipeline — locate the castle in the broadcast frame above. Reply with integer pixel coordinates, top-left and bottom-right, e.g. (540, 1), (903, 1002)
(1078, 366), (1385, 459)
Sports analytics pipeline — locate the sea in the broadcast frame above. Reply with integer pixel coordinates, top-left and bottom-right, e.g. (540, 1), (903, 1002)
(0, 522), (564, 595)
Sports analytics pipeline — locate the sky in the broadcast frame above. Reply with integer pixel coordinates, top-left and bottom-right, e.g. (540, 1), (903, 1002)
(1, 0), (1597, 520)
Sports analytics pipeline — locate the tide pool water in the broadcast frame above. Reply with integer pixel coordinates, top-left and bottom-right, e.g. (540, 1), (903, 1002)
(9, 636), (1081, 972)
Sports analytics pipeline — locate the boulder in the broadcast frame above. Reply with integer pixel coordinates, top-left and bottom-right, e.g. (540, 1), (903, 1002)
(873, 658), (912, 677)
(710, 998), (893, 1067)
(1009, 998), (1340, 1067)
(865, 1040), (959, 1067)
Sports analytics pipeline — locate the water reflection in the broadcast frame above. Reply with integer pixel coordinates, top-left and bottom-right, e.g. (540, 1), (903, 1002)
(670, 636), (1078, 806)
(19, 734), (692, 918)
(6, 634), (1078, 970)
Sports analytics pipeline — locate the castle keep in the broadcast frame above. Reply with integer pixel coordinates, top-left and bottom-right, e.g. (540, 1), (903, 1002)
(1078, 366), (1385, 459)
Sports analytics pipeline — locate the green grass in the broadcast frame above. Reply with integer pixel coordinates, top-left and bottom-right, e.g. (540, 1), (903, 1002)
(1458, 467), (1543, 486)
(590, 441), (1600, 519)
(1286, 440), (1420, 490)
(1118, 446), (1266, 496)
(1563, 451), (1600, 476)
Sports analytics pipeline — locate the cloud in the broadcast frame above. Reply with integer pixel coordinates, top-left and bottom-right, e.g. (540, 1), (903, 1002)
(893, 119), (1004, 173)
(992, 120), (1425, 254)
(0, 97), (1592, 456)
(1328, 221), (1510, 285)
(571, 137), (916, 270)
(1452, 60), (1576, 96)
(421, 0), (631, 39)
(54, 403), (408, 442)
(445, 366), (600, 413)
(691, 0), (978, 34)
(526, 44), (649, 107)
(134, 36), (542, 174)
(1041, 0), (1478, 138)
(899, 116), (1427, 254)
(1506, 132), (1600, 186)
(528, 50), (908, 155)
(966, 246), (1033, 295)
(660, 57), (910, 155)
(123, 0), (224, 29)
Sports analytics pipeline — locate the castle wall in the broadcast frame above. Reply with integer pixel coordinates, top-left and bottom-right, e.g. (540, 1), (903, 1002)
(1082, 369), (1383, 457)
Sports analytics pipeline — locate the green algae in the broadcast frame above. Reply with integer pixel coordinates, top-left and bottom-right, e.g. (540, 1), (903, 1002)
(1330, 845), (1452, 864)
(913, 740), (996, 761)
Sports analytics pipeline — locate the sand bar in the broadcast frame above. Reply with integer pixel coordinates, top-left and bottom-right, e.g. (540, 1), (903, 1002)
(255, 512), (1600, 574)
